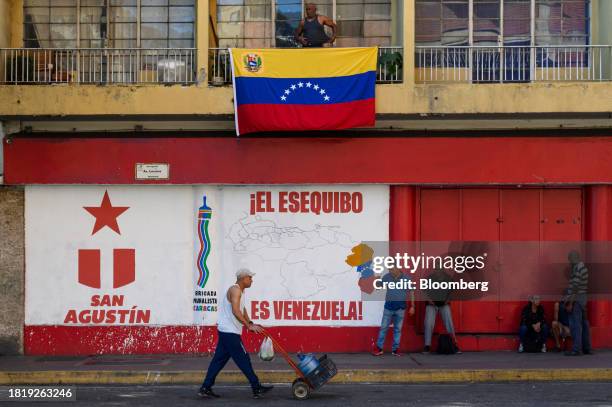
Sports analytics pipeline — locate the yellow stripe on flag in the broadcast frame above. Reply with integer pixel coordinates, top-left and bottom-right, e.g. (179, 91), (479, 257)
(230, 47), (378, 78)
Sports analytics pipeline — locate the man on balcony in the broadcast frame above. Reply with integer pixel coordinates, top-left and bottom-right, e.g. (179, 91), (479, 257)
(295, 3), (337, 48)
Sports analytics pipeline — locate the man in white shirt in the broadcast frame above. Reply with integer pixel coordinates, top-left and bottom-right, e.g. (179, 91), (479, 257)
(199, 268), (274, 399)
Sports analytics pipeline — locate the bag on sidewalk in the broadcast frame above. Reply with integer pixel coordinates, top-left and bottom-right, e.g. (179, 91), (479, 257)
(523, 330), (542, 353)
(258, 337), (275, 361)
(436, 334), (458, 354)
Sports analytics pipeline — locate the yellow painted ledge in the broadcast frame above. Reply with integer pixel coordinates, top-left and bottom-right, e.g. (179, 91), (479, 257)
(1, 369), (611, 385)
(0, 82), (612, 117)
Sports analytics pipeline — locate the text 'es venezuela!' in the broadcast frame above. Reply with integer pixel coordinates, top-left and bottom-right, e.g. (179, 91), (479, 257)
(251, 300), (363, 321)
(250, 191), (363, 215)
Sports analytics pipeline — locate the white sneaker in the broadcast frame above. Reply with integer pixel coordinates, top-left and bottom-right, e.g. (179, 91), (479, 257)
(541, 344), (547, 353)
(518, 343), (524, 353)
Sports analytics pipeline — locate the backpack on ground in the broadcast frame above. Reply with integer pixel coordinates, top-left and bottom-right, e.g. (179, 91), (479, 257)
(436, 334), (458, 354)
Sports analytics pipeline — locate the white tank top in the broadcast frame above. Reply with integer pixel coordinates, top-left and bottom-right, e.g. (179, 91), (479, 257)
(217, 284), (245, 335)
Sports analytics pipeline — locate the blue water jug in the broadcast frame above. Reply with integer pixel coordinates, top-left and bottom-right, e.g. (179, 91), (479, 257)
(297, 353), (320, 376)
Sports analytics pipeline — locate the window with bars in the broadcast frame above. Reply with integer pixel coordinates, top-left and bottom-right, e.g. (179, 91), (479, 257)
(415, 0), (593, 81)
(415, 0), (590, 47)
(415, 0), (469, 46)
(535, 0), (589, 45)
(23, 0), (195, 48)
(214, 0), (398, 48)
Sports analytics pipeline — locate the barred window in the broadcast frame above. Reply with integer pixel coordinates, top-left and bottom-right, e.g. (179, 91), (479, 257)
(416, 0), (469, 46)
(535, 0), (589, 45)
(214, 0), (398, 48)
(141, 0), (196, 48)
(23, 0), (195, 48)
(24, 0), (78, 48)
(415, 0), (590, 47)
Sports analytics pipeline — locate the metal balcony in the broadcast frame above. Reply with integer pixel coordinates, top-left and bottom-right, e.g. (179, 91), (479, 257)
(208, 46), (404, 86)
(0, 48), (196, 84)
(416, 45), (612, 83)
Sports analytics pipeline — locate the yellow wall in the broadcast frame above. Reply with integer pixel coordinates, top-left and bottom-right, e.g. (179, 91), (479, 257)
(1, 82), (611, 116)
(0, 0), (611, 118)
(0, 0), (11, 48)
(9, 0), (23, 48)
(0, 0), (12, 81)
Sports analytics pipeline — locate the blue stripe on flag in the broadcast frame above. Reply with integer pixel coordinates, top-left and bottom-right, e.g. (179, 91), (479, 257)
(234, 71), (376, 105)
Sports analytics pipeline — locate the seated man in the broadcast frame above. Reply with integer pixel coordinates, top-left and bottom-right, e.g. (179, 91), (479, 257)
(518, 295), (549, 353)
(423, 267), (460, 354)
(552, 296), (571, 352)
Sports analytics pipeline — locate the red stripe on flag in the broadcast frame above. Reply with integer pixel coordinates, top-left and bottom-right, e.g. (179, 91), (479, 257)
(237, 98), (375, 135)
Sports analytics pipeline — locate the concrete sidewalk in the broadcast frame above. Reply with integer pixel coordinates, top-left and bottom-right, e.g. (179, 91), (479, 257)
(1, 351), (611, 385)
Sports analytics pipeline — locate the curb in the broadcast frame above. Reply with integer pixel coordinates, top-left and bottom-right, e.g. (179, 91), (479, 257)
(2, 369), (612, 385)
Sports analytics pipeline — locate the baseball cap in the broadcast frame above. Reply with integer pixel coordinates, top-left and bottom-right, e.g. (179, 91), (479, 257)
(236, 268), (256, 278)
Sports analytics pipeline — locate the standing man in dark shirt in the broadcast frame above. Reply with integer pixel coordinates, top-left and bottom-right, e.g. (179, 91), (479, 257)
(518, 295), (549, 353)
(564, 251), (592, 356)
(372, 267), (415, 356)
(295, 3), (337, 47)
(423, 267), (460, 353)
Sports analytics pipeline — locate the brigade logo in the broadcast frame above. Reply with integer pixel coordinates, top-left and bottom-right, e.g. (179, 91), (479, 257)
(196, 195), (212, 288)
(243, 53), (262, 73)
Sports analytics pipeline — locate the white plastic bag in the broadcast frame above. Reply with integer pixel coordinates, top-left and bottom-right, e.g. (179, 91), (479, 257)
(258, 337), (275, 361)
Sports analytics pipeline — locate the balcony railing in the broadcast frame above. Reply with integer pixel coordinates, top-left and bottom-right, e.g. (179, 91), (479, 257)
(208, 46), (404, 86)
(0, 48), (196, 84)
(416, 45), (612, 83)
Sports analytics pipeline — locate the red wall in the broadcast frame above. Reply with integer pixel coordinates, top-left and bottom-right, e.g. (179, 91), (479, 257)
(8, 135), (612, 354)
(6, 136), (612, 184)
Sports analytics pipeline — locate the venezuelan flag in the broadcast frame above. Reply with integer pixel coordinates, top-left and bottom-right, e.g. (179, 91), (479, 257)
(229, 47), (377, 135)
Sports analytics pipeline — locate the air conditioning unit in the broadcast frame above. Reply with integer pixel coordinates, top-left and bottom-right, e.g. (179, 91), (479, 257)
(157, 59), (187, 83)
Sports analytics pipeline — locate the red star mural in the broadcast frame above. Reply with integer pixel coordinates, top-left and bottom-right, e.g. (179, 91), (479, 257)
(84, 191), (129, 235)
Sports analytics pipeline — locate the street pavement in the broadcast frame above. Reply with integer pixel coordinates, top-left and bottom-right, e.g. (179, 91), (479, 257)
(2, 382), (612, 406)
(2, 351), (612, 385)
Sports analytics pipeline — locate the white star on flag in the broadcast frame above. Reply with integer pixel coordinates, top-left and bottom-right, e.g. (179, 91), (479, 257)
(298, 82), (304, 87)
(313, 84), (319, 90)
(284, 89), (290, 95)
(290, 84), (296, 90)
(306, 82), (312, 88)
(324, 95), (330, 101)
(281, 95), (287, 101)
(320, 89), (326, 95)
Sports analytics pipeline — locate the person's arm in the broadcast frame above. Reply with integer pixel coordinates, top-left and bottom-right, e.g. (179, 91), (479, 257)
(320, 16), (337, 43)
(229, 286), (263, 333)
(408, 289), (415, 315)
(294, 20), (307, 46)
(553, 302), (559, 322)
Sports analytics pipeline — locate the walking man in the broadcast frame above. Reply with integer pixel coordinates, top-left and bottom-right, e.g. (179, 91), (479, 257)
(199, 268), (274, 398)
(564, 251), (592, 356)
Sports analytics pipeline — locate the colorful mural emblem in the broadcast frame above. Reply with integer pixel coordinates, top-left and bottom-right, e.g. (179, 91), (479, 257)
(197, 195), (212, 288)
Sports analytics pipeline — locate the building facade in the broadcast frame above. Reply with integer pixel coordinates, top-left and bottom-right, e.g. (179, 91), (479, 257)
(1, 0), (612, 355)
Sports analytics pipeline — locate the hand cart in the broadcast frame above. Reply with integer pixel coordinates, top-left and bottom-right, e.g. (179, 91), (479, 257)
(262, 329), (337, 400)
